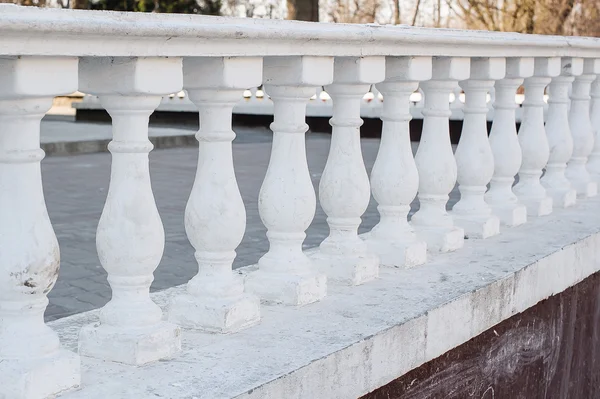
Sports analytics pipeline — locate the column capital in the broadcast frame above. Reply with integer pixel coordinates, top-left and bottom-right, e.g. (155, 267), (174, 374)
(533, 57), (561, 78)
(583, 58), (600, 75)
(504, 57), (534, 79)
(183, 56), (262, 90)
(79, 56), (182, 96)
(431, 57), (470, 81)
(264, 56), (333, 87)
(0, 56), (77, 99)
(559, 57), (584, 77)
(467, 57), (505, 81)
(331, 56), (385, 84)
(384, 56), (432, 82)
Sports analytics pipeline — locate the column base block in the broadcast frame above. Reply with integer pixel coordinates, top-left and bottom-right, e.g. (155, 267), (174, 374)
(575, 181), (598, 199)
(489, 203), (527, 227)
(78, 321), (181, 366)
(0, 349), (80, 399)
(363, 236), (427, 268)
(520, 196), (553, 217)
(453, 214), (500, 239)
(310, 250), (379, 286)
(548, 188), (577, 208)
(245, 269), (327, 306)
(414, 226), (465, 253)
(168, 293), (261, 334)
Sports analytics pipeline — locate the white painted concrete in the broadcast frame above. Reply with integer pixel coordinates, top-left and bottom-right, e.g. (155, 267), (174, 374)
(452, 57), (503, 239)
(168, 57), (262, 333)
(311, 57), (383, 285)
(77, 57), (183, 365)
(0, 56), (81, 399)
(541, 57), (580, 208)
(49, 197), (600, 399)
(2, 5), (600, 58)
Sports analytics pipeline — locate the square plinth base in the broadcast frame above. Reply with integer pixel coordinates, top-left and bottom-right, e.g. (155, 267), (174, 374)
(414, 226), (465, 253)
(310, 251), (379, 286)
(522, 196), (553, 217)
(576, 181), (598, 199)
(453, 214), (500, 239)
(550, 188), (577, 208)
(491, 203), (527, 227)
(365, 238), (427, 269)
(168, 293), (260, 334)
(0, 349), (80, 399)
(245, 270), (327, 306)
(78, 321), (181, 366)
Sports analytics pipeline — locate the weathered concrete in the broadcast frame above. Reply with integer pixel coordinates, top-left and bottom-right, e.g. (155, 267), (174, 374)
(49, 195), (600, 399)
(361, 271), (600, 399)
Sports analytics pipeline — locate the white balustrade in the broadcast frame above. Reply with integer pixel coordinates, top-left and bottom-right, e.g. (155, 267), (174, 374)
(541, 57), (581, 207)
(589, 72), (600, 178)
(486, 57), (532, 227)
(566, 58), (600, 197)
(452, 57), (503, 239)
(411, 57), (469, 252)
(366, 56), (431, 268)
(0, 56), (81, 399)
(168, 57), (261, 333)
(513, 57), (560, 217)
(77, 57), (183, 365)
(310, 57), (383, 285)
(2, 6), (600, 397)
(245, 56), (332, 305)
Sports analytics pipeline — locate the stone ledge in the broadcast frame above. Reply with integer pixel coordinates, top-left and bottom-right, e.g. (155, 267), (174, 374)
(50, 198), (600, 399)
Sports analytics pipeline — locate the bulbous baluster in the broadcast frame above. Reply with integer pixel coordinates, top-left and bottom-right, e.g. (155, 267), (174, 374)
(311, 57), (383, 285)
(0, 56), (80, 399)
(366, 56), (431, 268)
(452, 57), (503, 239)
(513, 57), (560, 217)
(588, 73), (600, 178)
(246, 56), (333, 306)
(541, 57), (581, 207)
(168, 57), (262, 333)
(486, 57), (532, 227)
(411, 57), (469, 253)
(566, 58), (600, 197)
(78, 57), (182, 365)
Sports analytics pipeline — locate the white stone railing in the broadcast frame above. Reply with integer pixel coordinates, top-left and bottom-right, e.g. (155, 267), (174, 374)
(1, 4), (600, 398)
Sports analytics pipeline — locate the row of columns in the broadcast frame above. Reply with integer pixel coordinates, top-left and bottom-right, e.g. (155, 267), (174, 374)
(1, 54), (600, 398)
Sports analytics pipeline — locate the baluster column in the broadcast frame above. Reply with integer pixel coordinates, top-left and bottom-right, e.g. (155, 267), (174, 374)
(246, 56), (333, 305)
(78, 57), (182, 365)
(0, 57), (80, 399)
(366, 56), (431, 268)
(452, 57), (503, 239)
(168, 57), (261, 333)
(310, 57), (383, 285)
(513, 57), (560, 217)
(589, 71), (600, 178)
(486, 57), (532, 226)
(541, 57), (581, 207)
(566, 58), (600, 197)
(411, 57), (469, 252)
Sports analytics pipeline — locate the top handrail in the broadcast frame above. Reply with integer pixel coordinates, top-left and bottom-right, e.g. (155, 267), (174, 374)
(1, 4), (600, 58)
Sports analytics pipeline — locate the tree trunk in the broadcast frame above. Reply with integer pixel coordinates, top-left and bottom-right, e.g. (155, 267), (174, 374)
(394, 0), (400, 24)
(70, 0), (88, 8)
(287, 0), (319, 21)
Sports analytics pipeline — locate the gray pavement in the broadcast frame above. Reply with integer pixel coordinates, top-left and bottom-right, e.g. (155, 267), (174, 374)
(42, 120), (459, 321)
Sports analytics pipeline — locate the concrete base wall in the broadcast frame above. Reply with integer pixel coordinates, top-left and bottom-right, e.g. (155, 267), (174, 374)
(362, 271), (600, 399)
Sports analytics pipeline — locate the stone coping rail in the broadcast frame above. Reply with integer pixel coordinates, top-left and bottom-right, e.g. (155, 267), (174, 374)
(1, 4), (600, 399)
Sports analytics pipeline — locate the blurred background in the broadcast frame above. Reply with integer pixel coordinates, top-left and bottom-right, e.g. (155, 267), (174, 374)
(1, 0), (598, 37)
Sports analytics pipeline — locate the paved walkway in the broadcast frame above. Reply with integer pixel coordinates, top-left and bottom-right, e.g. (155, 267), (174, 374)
(42, 119), (459, 321)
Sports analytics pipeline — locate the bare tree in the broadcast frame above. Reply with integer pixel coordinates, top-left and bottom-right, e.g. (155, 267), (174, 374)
(287, 0), (318, 21)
